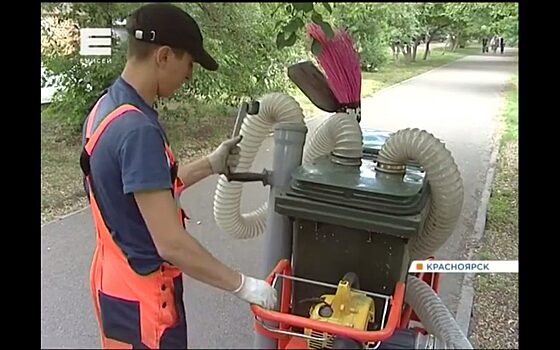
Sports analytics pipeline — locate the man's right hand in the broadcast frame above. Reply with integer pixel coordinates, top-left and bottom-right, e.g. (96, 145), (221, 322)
(206, 135), (242, 175)
(135, 189), (276, 308)
(232, 273), (277, 310)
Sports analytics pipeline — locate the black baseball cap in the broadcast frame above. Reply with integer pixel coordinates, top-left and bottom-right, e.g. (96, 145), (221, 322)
(126, 3), (218, 71)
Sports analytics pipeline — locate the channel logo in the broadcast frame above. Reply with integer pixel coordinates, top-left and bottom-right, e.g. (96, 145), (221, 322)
(409, 260), (518, 273)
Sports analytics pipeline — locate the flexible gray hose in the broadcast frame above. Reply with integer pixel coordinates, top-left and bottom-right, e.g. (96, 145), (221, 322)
(406, 275), (473, 349)
(213, 93), (304, 239)
(377, 128), (464, 260)
(214, 95), (363, 239)
(303, 112), (363, 164)
(378, 128), (468, 348)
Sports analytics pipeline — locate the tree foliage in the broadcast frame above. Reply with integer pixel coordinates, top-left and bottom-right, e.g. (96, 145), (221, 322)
(41, 2), (518, 130)
(41, 2), (310, 129)
(41, 3), (137, 129)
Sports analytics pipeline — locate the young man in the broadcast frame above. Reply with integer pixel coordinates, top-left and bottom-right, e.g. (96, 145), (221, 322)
(80, 4), (276, 349)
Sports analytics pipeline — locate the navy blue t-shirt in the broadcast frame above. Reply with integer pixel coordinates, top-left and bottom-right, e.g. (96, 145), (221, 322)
(82, 77), (174, 275)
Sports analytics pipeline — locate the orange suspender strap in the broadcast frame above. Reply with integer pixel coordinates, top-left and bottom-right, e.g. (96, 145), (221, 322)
(80, 103), (141, 202)
(164, 144), (175, 165)
(84, 102), (179, 181)
(81, 103), (185, 197)
(85, 104), (141, 155)
(80, 102), (187, 223)
(85, 94), (107, 140)
(83, 103), (180, 184)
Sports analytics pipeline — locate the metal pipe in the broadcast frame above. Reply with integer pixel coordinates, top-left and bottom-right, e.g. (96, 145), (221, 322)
(214, 93), (305, 240)
(254, 122), (307, 349)
(232, 102), (248, 138)
(274, 274), (391, 301)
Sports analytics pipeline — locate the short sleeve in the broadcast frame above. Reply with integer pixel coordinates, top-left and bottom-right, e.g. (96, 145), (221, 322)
(119, 123), (172, 194)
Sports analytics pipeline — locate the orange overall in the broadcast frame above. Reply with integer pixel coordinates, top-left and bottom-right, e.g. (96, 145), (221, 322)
(80, 99), (188, 349)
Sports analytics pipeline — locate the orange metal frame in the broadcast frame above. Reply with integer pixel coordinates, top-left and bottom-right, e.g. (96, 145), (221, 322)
(251, 258), (441, 349)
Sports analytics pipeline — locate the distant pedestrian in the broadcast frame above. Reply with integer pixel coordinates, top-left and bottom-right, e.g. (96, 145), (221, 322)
(489, 36), (496, 53)
(499, 36), (505, 54)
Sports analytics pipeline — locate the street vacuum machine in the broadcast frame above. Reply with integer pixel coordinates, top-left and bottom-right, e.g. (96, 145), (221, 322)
(212, 24), (472, 349)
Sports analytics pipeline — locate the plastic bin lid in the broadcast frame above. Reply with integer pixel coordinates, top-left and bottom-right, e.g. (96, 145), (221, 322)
(289, 156), (429, 215)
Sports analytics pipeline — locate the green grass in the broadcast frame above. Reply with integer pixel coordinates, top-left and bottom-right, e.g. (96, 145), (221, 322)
(40, 98), (236, 224)
(362, 47), (480, 96)
(481, 73), (518, 228)
(157, 99), (237, 159)
(470, 72), (518, 349)
(41, 119), (89, 222)
(41, 46), (482, 224)
(501, 74), (518, 144)
(293, 46), (480, 116)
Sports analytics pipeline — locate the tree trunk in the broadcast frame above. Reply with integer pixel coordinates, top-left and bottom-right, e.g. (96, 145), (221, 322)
(423, 39), (431, 60)
(452, 33), (461, 52)
(408, 44), (413, 62)
(448, 35), (456, 52)
(412, 37), (422, 62)
(397, 44), (406, 61)
(401, 44), (411, 62)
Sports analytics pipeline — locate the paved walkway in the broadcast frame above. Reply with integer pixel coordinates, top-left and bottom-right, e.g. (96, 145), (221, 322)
(41, 49), (518, 348)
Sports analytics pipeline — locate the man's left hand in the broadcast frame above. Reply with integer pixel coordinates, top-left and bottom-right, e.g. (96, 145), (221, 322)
(207, 135), (242, 175)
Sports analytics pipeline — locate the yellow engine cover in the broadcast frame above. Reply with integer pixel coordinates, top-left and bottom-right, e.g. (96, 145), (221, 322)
(305, 280), (374, 349)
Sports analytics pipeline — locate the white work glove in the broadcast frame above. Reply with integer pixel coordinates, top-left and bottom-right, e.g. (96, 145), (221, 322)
(207, 135), (242, 175)
(232, 273), (277, 310)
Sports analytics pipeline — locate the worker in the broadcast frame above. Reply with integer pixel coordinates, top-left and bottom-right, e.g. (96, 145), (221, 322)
(79, 3), (276, 349)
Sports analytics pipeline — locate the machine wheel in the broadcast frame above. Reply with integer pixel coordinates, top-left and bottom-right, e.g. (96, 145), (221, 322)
(332, 336), (363, 349)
